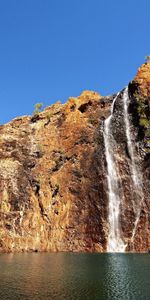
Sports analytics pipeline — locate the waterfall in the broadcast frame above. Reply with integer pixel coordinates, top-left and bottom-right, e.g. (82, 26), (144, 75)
(104, 94), (126, 252)
(104, 87), (144, 252)
(123, 87), (144, 241)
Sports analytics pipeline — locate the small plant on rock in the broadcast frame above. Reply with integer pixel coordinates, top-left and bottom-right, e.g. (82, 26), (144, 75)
(33, 103), (43, 115)
(31, 102), (43, 123)
(145, 55), (150, 62)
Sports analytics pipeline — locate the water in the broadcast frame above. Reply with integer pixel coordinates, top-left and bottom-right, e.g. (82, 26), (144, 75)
(0, 253), (150, 300)
(123, 87), (144, 241)
(103, 94), (126, 252)
(104, 88), (144, 252)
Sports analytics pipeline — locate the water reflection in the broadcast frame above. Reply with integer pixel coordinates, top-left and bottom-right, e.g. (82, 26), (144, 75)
(104, 254), (137, 299)
(0, 253), (150, 300)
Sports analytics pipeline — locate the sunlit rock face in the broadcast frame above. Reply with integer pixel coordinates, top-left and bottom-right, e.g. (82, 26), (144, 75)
(0, 62), (150, 253)
(133, 61), (150, 105)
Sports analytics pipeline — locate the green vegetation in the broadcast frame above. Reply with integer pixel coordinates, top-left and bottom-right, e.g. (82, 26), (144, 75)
(134, 91), (150, 128)
(139, 118), (149, 127)
(46, 112), (53, 121)
(33, 102), (43, 115)
(133, 90), (150, 153)
(145, 55), (150, 62)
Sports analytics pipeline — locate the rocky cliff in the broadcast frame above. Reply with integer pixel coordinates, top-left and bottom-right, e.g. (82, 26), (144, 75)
(0, 62), (150, 253)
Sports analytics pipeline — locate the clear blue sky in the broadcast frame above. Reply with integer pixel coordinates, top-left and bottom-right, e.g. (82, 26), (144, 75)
(0, 0), (150, 124)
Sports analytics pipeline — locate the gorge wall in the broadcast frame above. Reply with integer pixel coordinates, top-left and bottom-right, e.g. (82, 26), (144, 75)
(0, 62), (150, 253)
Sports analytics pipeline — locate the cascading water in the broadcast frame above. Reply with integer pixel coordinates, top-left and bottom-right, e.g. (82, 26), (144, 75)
(123, 87), (144, 241)
(104, 94), (126, 252)
(104, 87), (144, 252)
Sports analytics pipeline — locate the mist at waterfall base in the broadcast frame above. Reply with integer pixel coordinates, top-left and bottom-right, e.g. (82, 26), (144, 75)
(0, 253), (150, 300)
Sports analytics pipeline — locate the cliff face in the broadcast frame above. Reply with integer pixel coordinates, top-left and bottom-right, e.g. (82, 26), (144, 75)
(0, 62), (150, 253)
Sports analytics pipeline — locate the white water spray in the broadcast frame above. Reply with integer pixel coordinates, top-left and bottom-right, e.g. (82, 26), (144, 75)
(104, 94), (126, 252)
(123, 87), (144, 241)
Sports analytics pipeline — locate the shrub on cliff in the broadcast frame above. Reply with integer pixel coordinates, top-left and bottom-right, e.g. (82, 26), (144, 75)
(33, 103), (43, 115)
(31, 102), (43, 122)
(145, 55), (150, 62)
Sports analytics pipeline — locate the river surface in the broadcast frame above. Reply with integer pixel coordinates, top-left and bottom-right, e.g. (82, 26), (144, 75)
(0, 253), (150, 300)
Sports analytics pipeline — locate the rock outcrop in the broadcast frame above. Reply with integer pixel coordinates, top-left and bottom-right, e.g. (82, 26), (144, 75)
(133, 61), (150, 105)
(0, 62), (150, 252)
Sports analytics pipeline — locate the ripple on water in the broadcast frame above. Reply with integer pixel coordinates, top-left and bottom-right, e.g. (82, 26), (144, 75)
(0, 253), (150, 300)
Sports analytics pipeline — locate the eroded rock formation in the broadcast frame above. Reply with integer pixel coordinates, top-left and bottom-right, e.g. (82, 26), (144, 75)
(0, 62), (150, 252)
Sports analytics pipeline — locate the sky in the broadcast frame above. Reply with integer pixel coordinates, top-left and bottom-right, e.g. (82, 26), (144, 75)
(0, 0), (150, 124)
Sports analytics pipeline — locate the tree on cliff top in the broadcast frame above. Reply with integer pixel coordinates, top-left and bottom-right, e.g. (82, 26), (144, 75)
(145, 55), (150, 62)
(33, 103), (43, 115)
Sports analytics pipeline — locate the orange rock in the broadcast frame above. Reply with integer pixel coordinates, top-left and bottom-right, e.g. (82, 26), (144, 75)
(0, 90), (109, 253)
(134, 61), (150, 102)
(0, 64), (150, 253)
